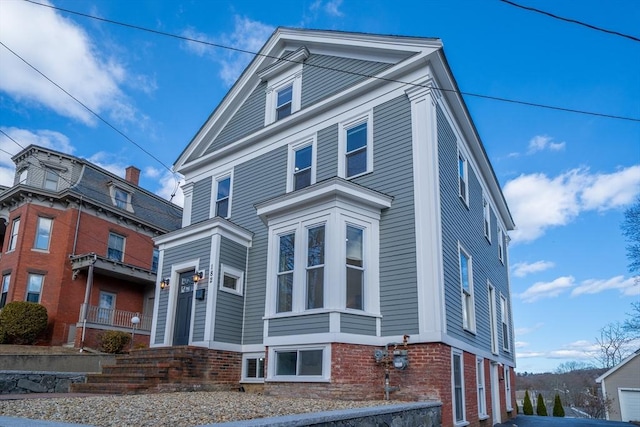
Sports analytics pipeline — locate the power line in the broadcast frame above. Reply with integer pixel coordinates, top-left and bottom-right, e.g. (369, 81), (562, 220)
(499, 0), (640, 43)
(20, 0), (640, 123)
(0, 40), (181, 193)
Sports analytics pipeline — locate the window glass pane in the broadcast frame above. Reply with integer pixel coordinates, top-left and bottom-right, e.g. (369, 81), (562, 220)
(9, 218), (20, 251)
(152, 249), (159, 272)
(453, 354), (463, 421)
(246, 358), (257, 378)
(0, 275), (9, 309)
(346, 268), (363, 310)
(294, 169), (311, 190)
(276, 351), (297, 375)
(279, 234), (295, 272)
(115, 189), (128, 209)
(346, 227), (363, 267)
(216, 177), (231, 217)
(294, 145), (312, 190)
(295, 146), (312, 171)
(107, 233), (124, 261)
(277, 104), (292, 120)
(299, 350), (323, 376)
(44, 169), (58, 191)
(346, 149), (367, 177)
(27, 274), (43, 303)
(34, 217), (53, 250)
(346, 123), (367, 152)
(277, 274), (293, 313)
(258, 357), (265, 378)
(223, 274), (237, 290)
(306, 268), (324, 309)
(277, 85), (293, 106)
(460, 252), (469, 292)
(217, 178), (230, 199)
(216, 199), (229, 218)
(19, 169), (27, 184)
(307, 226), (324, 267)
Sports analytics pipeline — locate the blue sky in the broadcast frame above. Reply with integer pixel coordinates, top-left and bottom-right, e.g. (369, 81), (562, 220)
(0, 0), (638, 373)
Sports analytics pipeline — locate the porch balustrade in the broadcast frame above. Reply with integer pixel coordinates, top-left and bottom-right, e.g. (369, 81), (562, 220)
(79, 304), (151, 331)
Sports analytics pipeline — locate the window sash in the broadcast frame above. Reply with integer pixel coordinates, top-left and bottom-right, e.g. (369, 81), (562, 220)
(277, 233), (295, 313)
(306, 226), (325, 309)
(460, 251), (470, 292)
(453, 353), (464, 422)
(345, 123), (368, 177)
(458, 154), (467, 200)
(114, 188), (128, 209)
(498, 228), (504, 261)
(44, 169), (58, 191)
(107, 233), (125, 262)
(477, 358), (487, 416)
(501, 296), (510, 350)
(26, 274), (43, 303)
(151, 248), (159, 272)
(294, 145), (312, 190)
(275, 349), (323, 377)
(276, 85), (293, 120)
(0, 275), (9, 309)
(483, 199), (490, 239)
(246, 357), (265, 379)
(34, 217), (53, 250)
(216, 177), (231, 218)
(9, 218), (20, 251)
(346, 226), (364, 310)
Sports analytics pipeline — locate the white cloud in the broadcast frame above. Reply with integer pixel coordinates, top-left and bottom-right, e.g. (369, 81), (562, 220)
(181, 16), (273, 86)
(518, 276), (575, 303)
(310, 0), (345, 17)
(572, 275), (640, 297)
(86, 151), (126, 177)
(515, 341), (529, 349)
(515, 322), (544, 336)
(512, 260), (555, 277)
(144, 166), (162, 179)
(527, 135), (566, 154)
(0, 127), (75, 186)
(154, 171), (184, 207)
(516, 351), (546, 359)
(504, 165), (640, 243)
(0, 0), (136, 125)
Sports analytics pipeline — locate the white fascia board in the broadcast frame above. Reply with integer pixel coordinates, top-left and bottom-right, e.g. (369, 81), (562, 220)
(154, 216), (253, 249)
(257, 46), (310, 81)
(255, 178), (393, 224)
(430, 50), (515, 231)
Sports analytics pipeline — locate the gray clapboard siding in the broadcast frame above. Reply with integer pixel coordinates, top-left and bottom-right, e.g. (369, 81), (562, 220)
(191, 177), (212, 224)
(437, 105), (511, 360)
(351, 95), (419, 336)
(316, 124), (338, 182)
(269, 314), (330, 336)
(341, 313), (376, 336)
(214, 237), (248, 344)
(301, 54), (393, 109)
(154, 237), (212, 344)
(232, 147), (288, 344)
(203, 82), (267, 156)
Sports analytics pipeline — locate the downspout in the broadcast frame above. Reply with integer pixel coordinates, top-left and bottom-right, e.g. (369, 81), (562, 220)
(80, 253), (97, 352)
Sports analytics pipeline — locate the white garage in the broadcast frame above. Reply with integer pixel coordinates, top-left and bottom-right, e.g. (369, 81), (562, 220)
(619, 388), (640, 422)
(596, 350), (640, 422)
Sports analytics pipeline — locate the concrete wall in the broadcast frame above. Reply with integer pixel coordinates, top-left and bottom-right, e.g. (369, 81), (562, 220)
(0, 353), (115, 373)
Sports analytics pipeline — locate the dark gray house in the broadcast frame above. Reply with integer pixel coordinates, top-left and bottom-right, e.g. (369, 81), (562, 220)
(151, 28), (516, 427)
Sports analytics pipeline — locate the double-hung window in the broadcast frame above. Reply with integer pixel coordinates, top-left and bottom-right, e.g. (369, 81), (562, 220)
(504, 365), (513, 410)
(44, 169), (58, 191)
(26, 274), (44, 303)
(18, 169), (28, 185)
(477, 357), (487, 418)
(459, 245), (475, 332)
(340, 113), (372, 179)
(346, 225), (364, 310)
(483, 197), (491, 241)
(276, 84), (293, 121)
(452, 350), (466, 424)
(34, 217), (53, 250)
(498, 228), (505, 263)
(276, 233), (295, 313)
(458, 152), (468, 204)
(501, 295), (510, 351)
(288, 137), (316, 192)
(114, 188), (129, 209)
(107, 232), (125, 262)
(215, 176), (231, 218)
(0, 274), (10, 308)
(488, 284), (499, 354)
(8, 218), (20, 251)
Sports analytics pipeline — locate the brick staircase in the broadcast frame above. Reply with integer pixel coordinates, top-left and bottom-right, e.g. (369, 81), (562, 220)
(70, 346), (242, 395)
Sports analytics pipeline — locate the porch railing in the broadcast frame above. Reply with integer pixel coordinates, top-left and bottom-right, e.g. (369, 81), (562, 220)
(79, 304), (152, 331)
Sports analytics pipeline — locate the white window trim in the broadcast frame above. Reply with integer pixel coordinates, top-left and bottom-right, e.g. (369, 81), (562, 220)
(501, 294), (510, 352)
(212, 171), (233, 219)
(458, 150), (469, 206)
(267, 344), (331, 382)
(459, 244), (475, 333)
(483, 196), (491, 242)
(219, 263), (244, 296)
(264, 65), (303, 126)
(477, 357), (488, 419)
(286, 135), (317, 192)
(452, 348), (467, 426)
(108, 184), (134, 213)
(488, 283), (499, 355)
(504, 365), (513, 411)
(497, 227), (505, 263)
(338, 111), (374, 179)
(241, 352), (266, 383)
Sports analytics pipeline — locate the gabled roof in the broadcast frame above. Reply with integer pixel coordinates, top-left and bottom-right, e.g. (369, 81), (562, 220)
(596, 348), (640, 383)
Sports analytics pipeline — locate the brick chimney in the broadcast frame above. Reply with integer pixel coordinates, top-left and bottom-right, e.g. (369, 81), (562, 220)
(125, 166), (140, 186)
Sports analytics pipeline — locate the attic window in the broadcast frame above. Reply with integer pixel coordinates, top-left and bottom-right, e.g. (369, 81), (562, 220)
(109, 184), (134, 213)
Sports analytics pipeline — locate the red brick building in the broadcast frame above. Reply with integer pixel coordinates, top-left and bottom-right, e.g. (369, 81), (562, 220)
(0, 145), (181, 349)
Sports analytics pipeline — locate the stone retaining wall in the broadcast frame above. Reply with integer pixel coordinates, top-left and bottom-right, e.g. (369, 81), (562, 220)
(214, 401), (442, 427)
(0, 371), (86, 394)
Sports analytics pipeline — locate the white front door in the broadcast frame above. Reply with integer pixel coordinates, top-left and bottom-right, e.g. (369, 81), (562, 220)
(490, 362), (501, 424)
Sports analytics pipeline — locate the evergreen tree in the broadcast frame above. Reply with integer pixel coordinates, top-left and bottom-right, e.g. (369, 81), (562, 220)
(536, 393), (548, 416)
(553, 393), (565, 417)
(523, 390), (534, 415)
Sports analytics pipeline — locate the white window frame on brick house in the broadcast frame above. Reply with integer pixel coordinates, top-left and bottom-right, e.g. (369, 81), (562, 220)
(483, 195), (491, 242)
(26, 273), (44, 303)
(8, 218), (20, 252)
(107, 232), (126, 262)
(504, 365), (513, 411)
(267, 344), (331, 383)
(260, 48), (308, 126)
(458, 150), (468, 206)
(219, 263), (244, 296)
(338, 112), (373, 179)
(501, 294), (510, 352)
(258, 178), (390, 319)
(0, 274), (10, 309)
(459, 244), (475, 332)
(287, 136), (316, 192)
(33, 217), (53, 251)
(241, 352), (266, 383)
(477, 357), (488, 419)
(213, 172), (233, 219)
(452, 348), (466, 426)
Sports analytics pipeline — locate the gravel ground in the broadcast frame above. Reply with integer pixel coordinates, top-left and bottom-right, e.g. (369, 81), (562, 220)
(0, 392), (395, 426)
